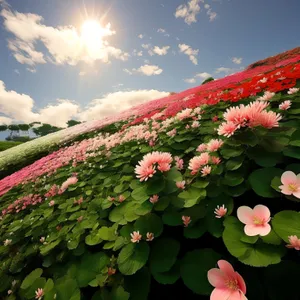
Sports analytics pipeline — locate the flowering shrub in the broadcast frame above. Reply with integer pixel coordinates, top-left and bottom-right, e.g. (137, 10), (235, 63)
(0, 50), (300, 299)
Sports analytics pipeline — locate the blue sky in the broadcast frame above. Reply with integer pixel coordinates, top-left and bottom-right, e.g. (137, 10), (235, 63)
(0, 0), (299, 132)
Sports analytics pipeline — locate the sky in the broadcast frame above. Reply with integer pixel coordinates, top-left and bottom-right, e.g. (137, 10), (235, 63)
(0, 0), (299, 132)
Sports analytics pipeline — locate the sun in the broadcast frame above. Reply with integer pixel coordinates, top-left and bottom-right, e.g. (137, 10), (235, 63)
(81, 20), (106, 57)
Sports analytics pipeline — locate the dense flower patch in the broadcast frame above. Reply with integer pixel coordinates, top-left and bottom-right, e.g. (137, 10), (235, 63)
(0, 49), (300, 299)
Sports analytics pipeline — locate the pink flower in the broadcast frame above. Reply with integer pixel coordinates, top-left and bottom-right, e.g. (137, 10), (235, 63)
(146, 232), (154, 241)
(286, 235), (300, 250)
(77, 197), (83, 205)
(237, 205), (271, 236)
(212, 115), (219, 122)
(191, 121), (200, 128)
(201, 165), (211, 177)
(185, 124), (190, 129)
(176, 181), (186, 189)
(182, 216), (191, 227)
(259, 77), (268, 83)
(119, 195), (125, 202)
(177, 108), (193, 120)
(167, 128), (177, 137)
(214, 205), (227, 218)
(60, 176), (78, 192)
(188, 153), (210, 175)
(217, 122), (238, 137)
(4, 239), (12, 246)
(257, 91), (275, 101)
(49, 200), (55, 207)
(108, 196), (115, 202)
(174, 156), (184, 170)
(130, 231), (142, 243)
(279, 171), (300, 198)
(207, 139), (224, 152)
(279, 100), (291, 110)
(150, 194), (159, 204)
(35, 288), (44, 300)
(40, 237), (45, 243)
(211, 156), (221, 165)
(8, 290), (12, 295)
(287, 87), (299, 95)
(255, 111), (281, 129)
(77, 216), (83, 223)
(197, 143), (207, 152)
(108, 267), (116, 276)
(149, 139), (155, 147)
(207, 260), (247, 300)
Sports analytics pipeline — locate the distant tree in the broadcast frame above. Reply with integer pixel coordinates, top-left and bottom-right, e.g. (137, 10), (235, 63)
(8, 124), (20, 138)
(32, 124), (62, 137)
(202, 77), (215, 85)
(18, 124), (30, 136)
(67, 120), (81, 127)
(0, 125), (8, 132)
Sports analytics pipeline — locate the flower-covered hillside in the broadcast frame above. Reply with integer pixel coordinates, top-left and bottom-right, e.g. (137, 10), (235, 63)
(0, 48), (300, 300)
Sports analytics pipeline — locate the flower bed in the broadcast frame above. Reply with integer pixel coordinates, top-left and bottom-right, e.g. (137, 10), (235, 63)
(0, 49), (300, 299)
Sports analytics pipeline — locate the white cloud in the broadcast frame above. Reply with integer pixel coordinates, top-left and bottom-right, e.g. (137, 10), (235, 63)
(184, 78), (196, 83)
(144, 59), (150, 64)
(26, 67), (36, 73)
(0, 79), (168, 126)
(1, 8), (129, 66)
(79, 71), (86, 76)
(0, 116), (12, 125)
(133, 49), (143, 57)
(151, 45), (170, 56)
(141, 44), (150, 49)
(215, 67), (233, 73)
(204, 4), (210, 9)
(136, 64), (163, 76)
(123, 68), (133, 75)
(78, 90), (169, 121)
(138, 34), (144, 39)
(175, 0), (202, 25)
(178, 43), (199, 65)
(157, 28), (166, 33)
(14, 69), (20, 75)
(0, 80), (79, 127)
(203, 4), (217, 21)
(232, 57), (242, 64)
(196, 72), (212, 78)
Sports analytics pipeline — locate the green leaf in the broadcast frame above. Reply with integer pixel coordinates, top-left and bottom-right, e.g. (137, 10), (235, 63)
(109, 202), (135, 225)
(55, 278), (80, 300)
(76, 252), (110, 287)
(40, 239), (61, 256)
(261, 229), (282, 245)
(180, 248), (221, 295)
(223, 217), (285, 267)
(184, 218), (206, 239)
(205, 194), (234, 238)
(220, 146), (244, 159)
(111, 286), (130, 300)
(117, 243), (150, 275)
(272, 211), (300, 242)
(248, 167), (282, 198)
(152, 261), (180, 285)
(247, 147), (283, 167)
(162, 211), (182, 226)
(149, 238), (180, 273)
(98, 226), (118, 241)
(283, 146), (300, 159)
(153, 196), (171, 211)
(134, 213), (163, 237)
(85, 231), (103, 246)
(145, 177), (165, 195)
(225, 156), (244, 171)
(124, 267), (150, 300)
(21, 268), (43, 289)
(131, 186), (149, 203)
(222, 171), (244, 186)
(178, 187), (206, 207)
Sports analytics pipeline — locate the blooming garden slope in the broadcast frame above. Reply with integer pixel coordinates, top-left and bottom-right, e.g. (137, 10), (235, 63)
(0, 47), (300, 300)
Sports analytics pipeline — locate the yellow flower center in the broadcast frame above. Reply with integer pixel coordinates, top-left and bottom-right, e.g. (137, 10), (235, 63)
(288, 184), (298, 192)
(253, 216), (264, 225)
(225, 279), (239, 291)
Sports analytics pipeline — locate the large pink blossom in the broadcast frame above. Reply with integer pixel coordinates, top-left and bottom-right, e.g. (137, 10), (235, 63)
(237, 205), (271, 236)
(188, 153), (210, 175)
(206, 139), (224, 152)
(217, 122), (239, 137)
(135, 152), (173, 181)
(207, 260), (247, 300)
(279, 100), (291, 110)
(279, 171), (300, 198)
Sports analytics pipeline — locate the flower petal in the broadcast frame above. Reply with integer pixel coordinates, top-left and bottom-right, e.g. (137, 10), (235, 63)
(210, 288), (232, 300)
(253, 204), (270, 221)
(237, 206), (253, 224)
(217, 260), (235, 277)
(236, 272), (247, 294)
(258, 224), (271, 236)
(292, 191), (300, 199)
(207, 268), (227, 288)
(244, 224), (261, 236)
(279, 185), (293, 195)
(281, 171), (297, 185)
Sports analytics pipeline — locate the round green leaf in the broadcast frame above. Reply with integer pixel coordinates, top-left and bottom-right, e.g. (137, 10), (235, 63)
(272, 210), (300, 242)
(223, 217), (285, 267)
(152, 261), (180, 285)
(134, 213), (163, 237)
(180, 248), (221, 295)
(248, 167), (282, 198)
(118, 243), (150, 275)
(149, 238), (180, 273)
(21, 268), (43, 289)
